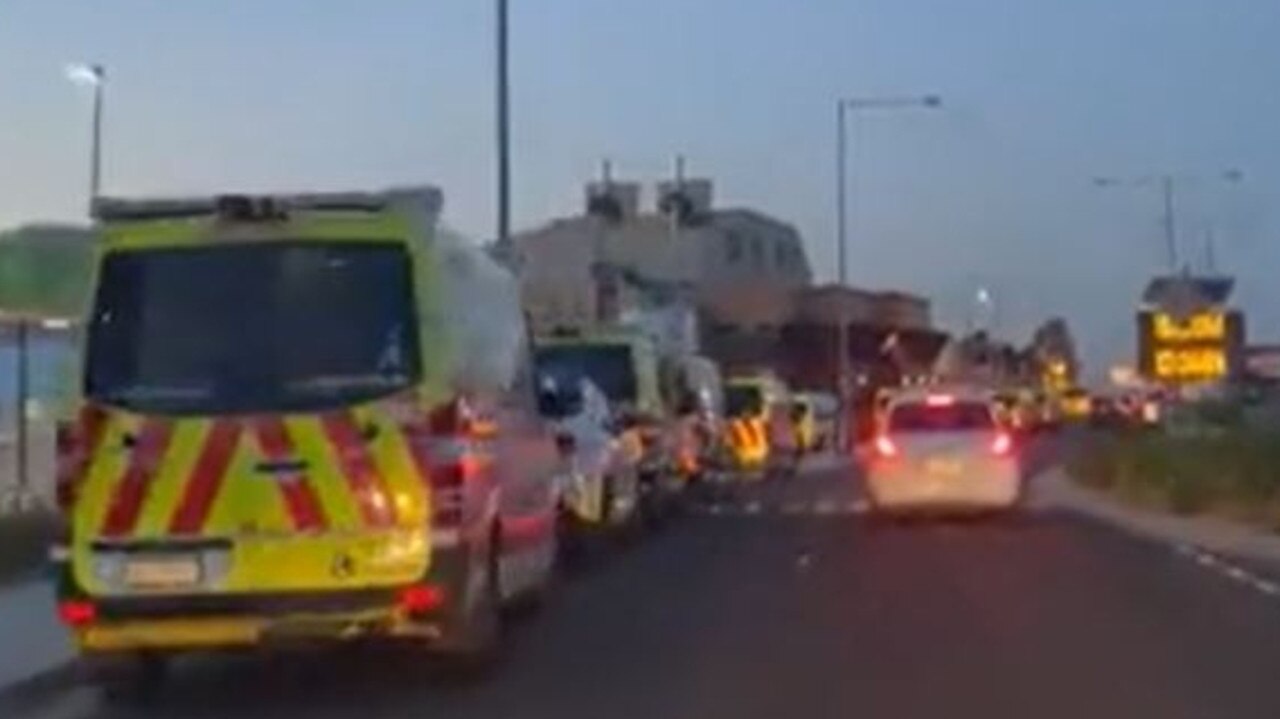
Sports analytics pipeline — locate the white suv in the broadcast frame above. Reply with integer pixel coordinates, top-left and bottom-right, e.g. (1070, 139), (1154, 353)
(863, 388), (1022, 516)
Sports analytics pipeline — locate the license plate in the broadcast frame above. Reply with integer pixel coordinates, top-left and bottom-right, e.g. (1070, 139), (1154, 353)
(124, 557), (201, 589)
(925, 458), (962, 477)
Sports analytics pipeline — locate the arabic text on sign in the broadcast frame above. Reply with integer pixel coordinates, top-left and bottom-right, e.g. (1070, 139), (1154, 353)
(1154, 348), (1227, 379)
(1153, 312), (1226, 343)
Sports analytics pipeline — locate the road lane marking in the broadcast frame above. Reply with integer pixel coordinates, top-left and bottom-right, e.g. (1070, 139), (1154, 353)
(1253, 579), (1280, 596)
(781, 502), (806, 516)
(1223, 566), (1251, 583)
(744, 501), (762, 515)
(1173, 544), (1280, 601)
(814, 499), (837, 515)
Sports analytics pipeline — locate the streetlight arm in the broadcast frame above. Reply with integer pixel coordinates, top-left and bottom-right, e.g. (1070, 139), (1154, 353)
(841, 95), (942, 110)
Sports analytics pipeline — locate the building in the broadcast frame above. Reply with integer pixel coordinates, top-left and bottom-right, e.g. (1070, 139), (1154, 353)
(514, 177), (810, 335)
(513, 171), (947, 401)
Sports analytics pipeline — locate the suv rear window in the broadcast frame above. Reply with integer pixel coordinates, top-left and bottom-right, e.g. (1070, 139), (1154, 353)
(889, 401), (994, 432)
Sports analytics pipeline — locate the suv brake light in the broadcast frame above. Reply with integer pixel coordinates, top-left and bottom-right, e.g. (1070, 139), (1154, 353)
(991, 431), (1013, 457)
(873, 434), (898, 459)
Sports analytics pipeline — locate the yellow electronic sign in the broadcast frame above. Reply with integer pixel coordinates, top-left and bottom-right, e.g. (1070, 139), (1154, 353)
(1154, 347), (1227, 380)
(1152, 312), (1225, 343)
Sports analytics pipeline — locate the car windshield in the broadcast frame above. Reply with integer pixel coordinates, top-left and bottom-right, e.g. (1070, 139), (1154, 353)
(534, 344), (636, 405)
(725, 385), (764, 417)
(84, 242), (420, 415)
(889, 401), (994, 432)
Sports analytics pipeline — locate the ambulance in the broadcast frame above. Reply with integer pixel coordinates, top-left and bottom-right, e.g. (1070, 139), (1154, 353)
(54, 188), (561, 693)
(722, 374), (790, 477)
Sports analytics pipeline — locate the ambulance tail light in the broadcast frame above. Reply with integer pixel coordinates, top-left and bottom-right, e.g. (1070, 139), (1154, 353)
(424, 399), (487, 529)
(54, 420), (80, 512)
(58, 599), (96, 627)
(397, 584), (445, 617)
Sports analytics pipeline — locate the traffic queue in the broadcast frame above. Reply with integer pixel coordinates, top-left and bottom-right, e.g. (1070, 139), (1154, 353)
(49, 187), (824, 700)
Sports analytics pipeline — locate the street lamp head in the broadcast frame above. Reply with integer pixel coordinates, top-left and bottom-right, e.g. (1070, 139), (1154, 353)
(65, 63), (104, 87)
(921, 94), (943, 108)
(1223, 168), (1244, 183)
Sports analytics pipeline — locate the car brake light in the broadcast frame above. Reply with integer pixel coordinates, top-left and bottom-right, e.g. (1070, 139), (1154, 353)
(925, 394), (955, 407)
(874, 434), (898, 458)
(397, 584), (445, 616)
(58, 600), (96, 627)
(991, 432), (1013, 456)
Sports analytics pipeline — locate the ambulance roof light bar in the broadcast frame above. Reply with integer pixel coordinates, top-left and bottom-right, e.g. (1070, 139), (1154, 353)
(92, 186), (443, 222)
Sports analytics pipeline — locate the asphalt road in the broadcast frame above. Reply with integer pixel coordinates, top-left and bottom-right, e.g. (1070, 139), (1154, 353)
(15, 448), (1280, 719)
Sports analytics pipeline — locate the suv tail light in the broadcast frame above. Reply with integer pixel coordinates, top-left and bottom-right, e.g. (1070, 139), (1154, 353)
(873, 434), (898, 459)
(990, 431), (1013, 457)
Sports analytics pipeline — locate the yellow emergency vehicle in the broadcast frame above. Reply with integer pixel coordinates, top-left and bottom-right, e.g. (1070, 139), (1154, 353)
(533, 328), (683, 526)
(723, 374), (789, 476)
(54, 189), (561, 695)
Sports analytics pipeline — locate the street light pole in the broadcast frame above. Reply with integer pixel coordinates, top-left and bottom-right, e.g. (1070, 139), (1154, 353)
(1093, 169), (1241, 274)
(834, 102), (850, 449)
(833, 94), (941, 450)
(67, 63), (105, 216)
(1160, 174), (1177, 271)
(495, 0), (512, 253)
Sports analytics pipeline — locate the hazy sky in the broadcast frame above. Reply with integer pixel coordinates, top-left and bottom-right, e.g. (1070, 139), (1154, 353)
(1, 0), (1276, 379)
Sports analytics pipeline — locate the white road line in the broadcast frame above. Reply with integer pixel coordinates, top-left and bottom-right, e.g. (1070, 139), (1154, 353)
(1173, 545), (1280, 600)
(744, 501), (762, 515)
(813, 499), (837, 515)
(707, 503), (725, 516)
(1223, 565), (1252, 583)
(781, 502), (807, 516)
(1253, 579), (1280, 596)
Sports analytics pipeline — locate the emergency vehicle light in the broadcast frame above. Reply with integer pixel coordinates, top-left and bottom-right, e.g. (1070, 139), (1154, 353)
(92, 187), (443, 222)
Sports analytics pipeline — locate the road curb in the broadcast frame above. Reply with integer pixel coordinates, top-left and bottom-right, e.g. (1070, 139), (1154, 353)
(1036, 467), (1280, 572)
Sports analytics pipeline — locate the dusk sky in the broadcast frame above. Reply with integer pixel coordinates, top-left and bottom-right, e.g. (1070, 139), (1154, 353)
(1, 0), (1276, 379)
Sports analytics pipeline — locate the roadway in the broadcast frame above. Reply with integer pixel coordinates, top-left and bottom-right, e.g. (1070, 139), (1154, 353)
(12, 446), (1280, 719)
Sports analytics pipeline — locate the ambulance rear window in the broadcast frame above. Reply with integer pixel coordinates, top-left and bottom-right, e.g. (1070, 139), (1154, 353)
(725, 385), (763, 417)
(84, 241), (421, 414)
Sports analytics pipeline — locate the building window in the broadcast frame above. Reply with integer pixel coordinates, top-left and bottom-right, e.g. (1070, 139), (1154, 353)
(750, 237), (764, 267)
(774, 242), (788, 270)
(725, 233), (743, 263)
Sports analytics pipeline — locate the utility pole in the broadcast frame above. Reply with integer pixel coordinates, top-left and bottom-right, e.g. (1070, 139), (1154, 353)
(832, 94), (941, 450)
(66, 64), (105, 216)
(495, 0), (511, 253)
(834, 101), (850, 449)
(1204, 227), (1218, 274)
(14, 319), (28, 494)
(1160, 174), (1177, 271)
(669, 154), (686, 245)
